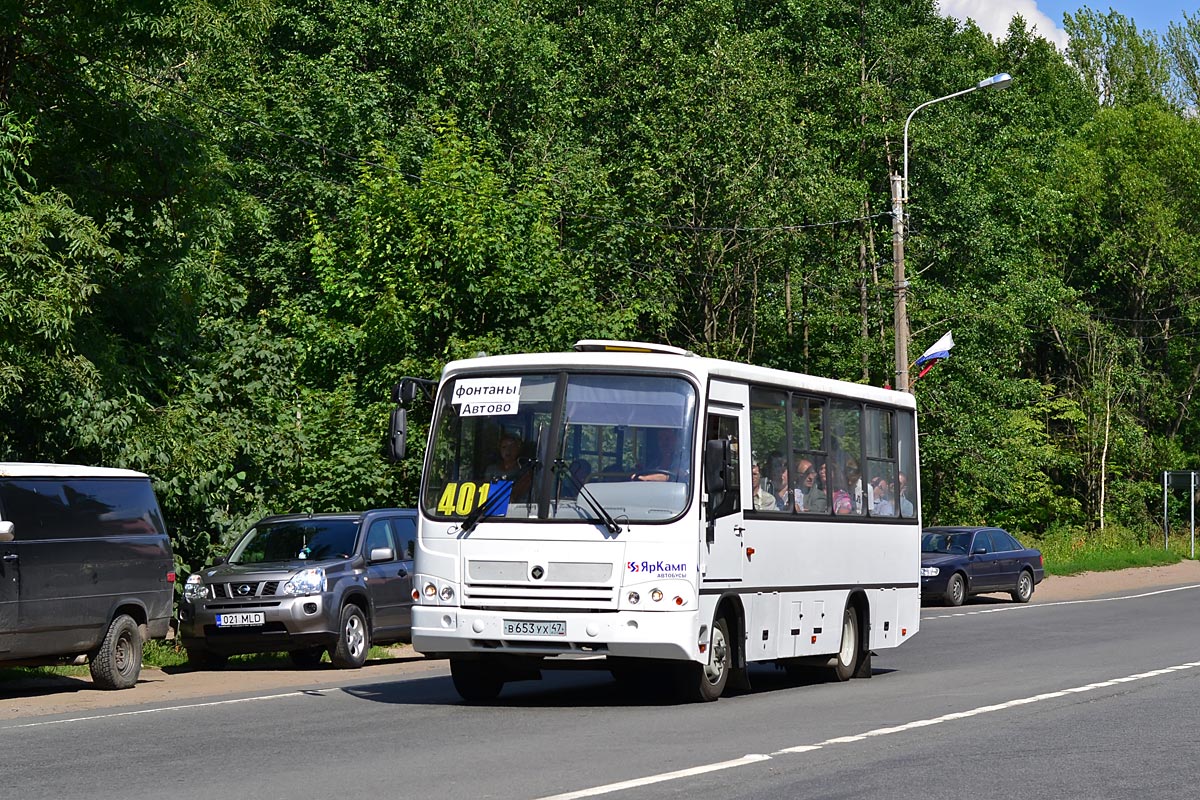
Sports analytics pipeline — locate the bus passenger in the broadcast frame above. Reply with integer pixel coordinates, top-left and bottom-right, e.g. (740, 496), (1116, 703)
(826, 461), (853, 515)
(871, 477), (895, 516)
(896, 472), (915, 516)
(751, 463), (777, 511)
(801, 461), (828, 513)
(484, 433), (523, 481)
(633, 428), (685, 482)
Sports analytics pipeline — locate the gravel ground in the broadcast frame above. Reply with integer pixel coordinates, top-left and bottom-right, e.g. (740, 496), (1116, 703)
(4, 560), (1199, 721)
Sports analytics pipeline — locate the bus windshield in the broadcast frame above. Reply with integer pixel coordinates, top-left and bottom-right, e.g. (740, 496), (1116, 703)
(422, 372), (697, 524)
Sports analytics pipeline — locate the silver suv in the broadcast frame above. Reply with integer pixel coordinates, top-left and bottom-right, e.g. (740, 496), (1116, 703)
(177, 509), (416, 669)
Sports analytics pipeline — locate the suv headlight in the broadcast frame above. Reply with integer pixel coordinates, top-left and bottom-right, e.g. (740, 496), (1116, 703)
(183, 573), (208, 601)
(283, 567), (327, 596)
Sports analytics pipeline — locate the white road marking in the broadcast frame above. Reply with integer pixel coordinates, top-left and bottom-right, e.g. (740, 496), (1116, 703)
(535, 754), (772, 800)
(533, 659), (1200, 800)
(1, 687), (338, 730)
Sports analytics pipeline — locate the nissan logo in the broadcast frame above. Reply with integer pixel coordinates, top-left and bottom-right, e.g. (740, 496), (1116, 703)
(530, 565), (545, 580)
(237, 584), (254, 596)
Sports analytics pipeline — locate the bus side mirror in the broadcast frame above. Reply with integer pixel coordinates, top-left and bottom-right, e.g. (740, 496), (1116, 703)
(387, 408), (408, 462)
(705, 438), (728, 495)
(704, 438), (733, 529)
(392, 376), (435, 404)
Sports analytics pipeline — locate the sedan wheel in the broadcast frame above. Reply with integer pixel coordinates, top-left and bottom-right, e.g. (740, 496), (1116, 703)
(944, 573), (966, 606)
(1011, 570), (1034, 604)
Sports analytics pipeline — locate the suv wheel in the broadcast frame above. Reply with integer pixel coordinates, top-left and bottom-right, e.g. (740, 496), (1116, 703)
(330, 604), (370, 668)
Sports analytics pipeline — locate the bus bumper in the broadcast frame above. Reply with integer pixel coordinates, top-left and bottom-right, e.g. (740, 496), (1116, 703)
(412, 605), (699, 661)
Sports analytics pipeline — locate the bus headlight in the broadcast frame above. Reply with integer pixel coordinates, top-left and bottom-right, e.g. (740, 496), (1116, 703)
(439, 585), (455, 601)
(423, 582), (438, 598)
(650, 588), (663, 602)
(627, 591), (640, 604)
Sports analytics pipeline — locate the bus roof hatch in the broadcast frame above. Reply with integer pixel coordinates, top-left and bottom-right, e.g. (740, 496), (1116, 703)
(573, 339), (695, 357)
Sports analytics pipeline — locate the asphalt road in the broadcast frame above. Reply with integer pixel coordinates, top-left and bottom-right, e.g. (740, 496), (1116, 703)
(4, 583), (1200, 800)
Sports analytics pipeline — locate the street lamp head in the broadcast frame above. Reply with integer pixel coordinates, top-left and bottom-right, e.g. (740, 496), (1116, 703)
(977, 73), (1012, 90)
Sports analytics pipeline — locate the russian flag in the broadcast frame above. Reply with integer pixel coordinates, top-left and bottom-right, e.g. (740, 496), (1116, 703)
(915, 331), (954, 379)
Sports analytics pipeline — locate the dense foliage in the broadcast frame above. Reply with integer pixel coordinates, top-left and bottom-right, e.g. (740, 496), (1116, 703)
(4, 1), (1200, 573)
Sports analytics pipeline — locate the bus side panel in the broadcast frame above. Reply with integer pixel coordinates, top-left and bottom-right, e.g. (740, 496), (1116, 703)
(745, 592), (781, 661)
(868, 589), (899, 650)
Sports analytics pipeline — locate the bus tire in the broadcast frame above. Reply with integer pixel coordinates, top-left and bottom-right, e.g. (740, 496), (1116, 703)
(680, 614), (731, 702)
(451, 657), (505, 702)
(830, 605), (860, 682)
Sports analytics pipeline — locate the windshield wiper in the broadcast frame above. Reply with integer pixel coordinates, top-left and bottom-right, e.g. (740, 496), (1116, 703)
(458, 457), (540, 535)
(459, 425), (545, 535)
(553, 459), (623, 536)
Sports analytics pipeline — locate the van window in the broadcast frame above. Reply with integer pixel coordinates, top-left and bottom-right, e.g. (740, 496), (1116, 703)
(0, 478), (166, 540)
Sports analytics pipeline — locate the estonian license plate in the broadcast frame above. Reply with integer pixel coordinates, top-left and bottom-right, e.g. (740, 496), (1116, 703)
(503, 619), (566, 637)
(215, 612), (265, 628)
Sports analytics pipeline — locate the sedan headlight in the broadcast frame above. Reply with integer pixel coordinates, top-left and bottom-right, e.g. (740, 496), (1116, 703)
(283, 567), (327, 596)
(183, 573), (208, 601)
(920, 566), (940, 577)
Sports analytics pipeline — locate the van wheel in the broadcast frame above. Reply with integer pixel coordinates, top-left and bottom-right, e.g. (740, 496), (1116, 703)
(289, 647), (326, 668)
(186, 648), (228, 670)
(330, 604), (369, 668)
(679, 614), (731, 702)
(450, 657), (505, 702)
(89, 614), (143, 690)
(830, 605), (861, 682)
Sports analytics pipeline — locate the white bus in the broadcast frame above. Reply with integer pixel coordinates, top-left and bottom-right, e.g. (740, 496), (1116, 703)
(391, 340), (920, 702)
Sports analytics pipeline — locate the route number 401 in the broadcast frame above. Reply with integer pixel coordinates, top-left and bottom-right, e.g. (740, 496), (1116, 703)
(437, 481), (513, 516)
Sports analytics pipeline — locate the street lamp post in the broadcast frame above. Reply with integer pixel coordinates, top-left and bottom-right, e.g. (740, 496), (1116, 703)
(891, 73), (1011, 392)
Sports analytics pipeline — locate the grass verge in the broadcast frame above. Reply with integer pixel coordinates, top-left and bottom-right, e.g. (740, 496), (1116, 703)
(1043, 547), (1182, 576)
(0, 642), (401, 683)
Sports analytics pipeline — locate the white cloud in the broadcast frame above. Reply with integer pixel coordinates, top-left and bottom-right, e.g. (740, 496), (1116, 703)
(939, 0), (1070, 50)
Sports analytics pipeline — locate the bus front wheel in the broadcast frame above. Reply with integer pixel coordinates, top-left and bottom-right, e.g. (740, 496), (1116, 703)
(451, 657), (505, 703)
(830, 605), (861, 682)
(680, 614), (731, 702)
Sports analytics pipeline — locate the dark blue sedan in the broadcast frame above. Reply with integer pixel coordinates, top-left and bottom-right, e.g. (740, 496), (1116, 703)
(921, 526), (1045, 606)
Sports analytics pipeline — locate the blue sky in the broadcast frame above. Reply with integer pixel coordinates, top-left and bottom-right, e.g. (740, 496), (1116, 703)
(939, 1), (1194, 48)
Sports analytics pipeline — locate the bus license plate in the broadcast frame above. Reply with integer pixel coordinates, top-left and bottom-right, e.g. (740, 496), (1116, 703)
(216, 612), (265, 627)
(503, 619), (566, 636)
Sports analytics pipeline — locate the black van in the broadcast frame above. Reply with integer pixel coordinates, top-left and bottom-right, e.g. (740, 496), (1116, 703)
(0, 463), (175, 689)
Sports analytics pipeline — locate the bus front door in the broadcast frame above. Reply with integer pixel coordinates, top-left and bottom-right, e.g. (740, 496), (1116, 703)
(701, 406), (745, 582)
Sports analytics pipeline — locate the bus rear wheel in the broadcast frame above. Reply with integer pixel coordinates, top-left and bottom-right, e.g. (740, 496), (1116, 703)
(830, 605), (860, 682)
(451, 657), (505, 703)
(679, 615), (731, 702)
